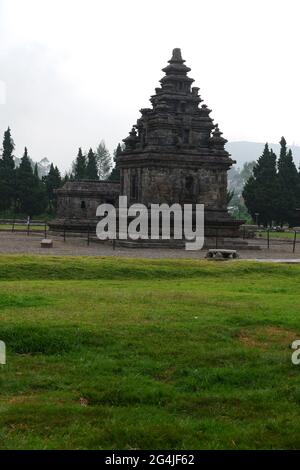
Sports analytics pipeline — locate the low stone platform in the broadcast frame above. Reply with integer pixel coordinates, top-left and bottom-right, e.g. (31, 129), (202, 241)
(205, 249), (239, 259)
(41, 239), (53, 248)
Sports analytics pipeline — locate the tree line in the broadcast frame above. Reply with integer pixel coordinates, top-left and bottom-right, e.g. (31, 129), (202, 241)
(71, 142), (122, 181)
(3, 125), (298, 226)
(0, 127), (122, 217)
(0, 128), (62, 216)
(243, 137), (300, 227)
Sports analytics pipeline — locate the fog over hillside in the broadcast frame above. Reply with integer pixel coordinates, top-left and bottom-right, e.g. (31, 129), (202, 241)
(14, 156), (51, 178)
(226, 141), (300, 169)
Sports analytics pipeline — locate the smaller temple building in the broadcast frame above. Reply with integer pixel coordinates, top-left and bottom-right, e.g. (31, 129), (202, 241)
(50, 180), (120, 232)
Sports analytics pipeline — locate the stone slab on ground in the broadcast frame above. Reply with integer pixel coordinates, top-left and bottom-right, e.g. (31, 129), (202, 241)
(206, 249), (239, 259)
(41, 239), (53, 248)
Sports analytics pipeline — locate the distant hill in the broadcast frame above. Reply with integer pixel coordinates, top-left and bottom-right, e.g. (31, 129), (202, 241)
(226, 141), (300, 169)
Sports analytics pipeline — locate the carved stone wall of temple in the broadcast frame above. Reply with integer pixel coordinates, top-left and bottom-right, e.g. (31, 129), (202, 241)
(120, 161), (227, 208)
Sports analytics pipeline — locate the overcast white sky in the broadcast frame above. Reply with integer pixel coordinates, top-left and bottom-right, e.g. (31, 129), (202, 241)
(1, 0), (300, 172)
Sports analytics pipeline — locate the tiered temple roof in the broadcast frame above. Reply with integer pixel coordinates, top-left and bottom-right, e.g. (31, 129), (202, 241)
(122, 48), (228, 156)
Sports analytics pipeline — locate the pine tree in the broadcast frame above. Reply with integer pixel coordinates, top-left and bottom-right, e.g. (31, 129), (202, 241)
(86, 148), (98, 180)
(32, 166), (48, 216)
(243, 143), (278, 226)
(16, 147), (34, 214)
(1, 127), (15, 169)
(54, 166), (61, 182)
(16, 147), (47, 215)
(63, 172), (71, 184)
(276, 137), (299, 226)
(45, 163), (62, 211)
(34, 163), (39, 178)
(96, 140), (112, 180)
(74, 148), (86, 180)
(108, 143), (122, 181)
(0, 127), (16, 211)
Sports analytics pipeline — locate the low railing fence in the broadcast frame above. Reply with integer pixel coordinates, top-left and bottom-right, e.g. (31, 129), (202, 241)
(241, 227), (300, 253)
(0, 219), (48, 238)
(1, 219), (299, 252)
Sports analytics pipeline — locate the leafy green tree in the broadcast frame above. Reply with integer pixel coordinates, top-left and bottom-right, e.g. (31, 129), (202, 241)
(276, 137), (299, 226)
(86, 148), (98, 180)
(243, 143), (278, 226)
(96, 140), (112, 180)
(74, 148), (86, 180)
(0, 127), (16, 211)
(240, 161), (256, 184)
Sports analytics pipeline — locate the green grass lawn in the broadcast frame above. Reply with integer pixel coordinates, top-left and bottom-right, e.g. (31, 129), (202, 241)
(257, 231), (296, 240)
(0, 224), (47, 232)
(0, 255), (300, 450)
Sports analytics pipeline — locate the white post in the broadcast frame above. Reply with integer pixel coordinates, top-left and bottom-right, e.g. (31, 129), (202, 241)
(0, 341), (6, 365)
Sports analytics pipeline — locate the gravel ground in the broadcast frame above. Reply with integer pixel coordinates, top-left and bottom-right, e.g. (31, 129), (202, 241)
(0, 231), (299, 261)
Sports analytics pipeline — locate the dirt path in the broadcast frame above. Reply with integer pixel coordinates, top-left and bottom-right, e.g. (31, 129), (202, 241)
(0, 231), (299, 261)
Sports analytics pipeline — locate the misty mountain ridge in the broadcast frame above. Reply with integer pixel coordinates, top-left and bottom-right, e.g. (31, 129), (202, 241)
(226, 141), (300, 169)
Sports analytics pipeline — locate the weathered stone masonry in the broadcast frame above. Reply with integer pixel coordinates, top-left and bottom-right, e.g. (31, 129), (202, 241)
(50, 181), (120, 231)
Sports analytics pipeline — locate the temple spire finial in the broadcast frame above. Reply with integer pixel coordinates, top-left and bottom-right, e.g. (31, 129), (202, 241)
(169, 48), (184, 63)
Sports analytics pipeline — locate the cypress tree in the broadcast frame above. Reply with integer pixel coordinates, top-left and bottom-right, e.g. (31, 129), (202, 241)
(86, 148), (98, 180)
(16, 147), (34, 214)
(108, 143), (122, 181)
(63, 173), (70, 184)
(74, 148), (86, 180)
(34, 163), (39, 178)
(276, 137), (299, 226)
(243, 143), (278, 226)
(54, 166), (61, 183)
(45, 163), (62, 211)
(1, 127), (15, 169)
(32, 165), (48, 216)
(0, 127), (16, 211)
(16, 147), (47, 215)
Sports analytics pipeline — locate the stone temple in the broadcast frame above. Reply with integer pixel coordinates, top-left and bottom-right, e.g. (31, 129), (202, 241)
(50, 48), (244, 244)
